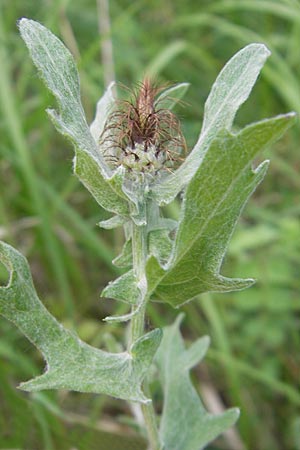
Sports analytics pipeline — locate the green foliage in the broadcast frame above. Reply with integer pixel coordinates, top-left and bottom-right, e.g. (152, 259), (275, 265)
(146, 115), (295, 306)
(0, 241), (161, 403)
(19, 18), (129, 217)
(0, 6), (298, 450)
(156, 314), (239, 450)
(102, 270), (140, 305)
(152, 43), (271, 204)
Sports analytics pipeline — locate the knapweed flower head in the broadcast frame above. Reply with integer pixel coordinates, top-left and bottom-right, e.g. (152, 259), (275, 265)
(98, 78), (186, 182)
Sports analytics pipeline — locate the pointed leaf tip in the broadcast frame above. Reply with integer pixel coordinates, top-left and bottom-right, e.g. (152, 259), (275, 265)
(153, 42), (272, 205)
(19, 18), (130, 216)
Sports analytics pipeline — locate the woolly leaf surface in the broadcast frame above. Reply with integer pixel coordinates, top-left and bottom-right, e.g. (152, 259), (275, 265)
(0, 242), (161, 403)
(19, 18), (129, 216)
(153, 43), (271, 205)
(157, 315), (239, 450)
(147, 115), (295, 306)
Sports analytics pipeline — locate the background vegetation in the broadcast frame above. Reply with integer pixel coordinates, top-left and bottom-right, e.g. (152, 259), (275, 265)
(0, 0), (299, 449)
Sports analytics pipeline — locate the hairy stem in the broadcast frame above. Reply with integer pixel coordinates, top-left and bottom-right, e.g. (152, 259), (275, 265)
(129, 202), (161, 450)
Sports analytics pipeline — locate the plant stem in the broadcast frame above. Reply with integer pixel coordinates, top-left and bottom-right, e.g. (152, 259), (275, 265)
(129, 204), (161, 450)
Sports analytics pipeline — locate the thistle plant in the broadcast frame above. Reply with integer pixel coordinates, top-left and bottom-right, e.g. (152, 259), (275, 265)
(0, 19), (295, 450)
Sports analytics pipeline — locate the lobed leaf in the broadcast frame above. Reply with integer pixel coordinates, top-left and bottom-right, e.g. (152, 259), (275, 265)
(112, 238), (133, 268)
(99, 215), (128, 230)
(0, 241), (161, 403)
(101, 266), (148, 323)
(19, 18), (129, 216)
(156, 315), (239, 450)
(153, 43), (271, 205)
(101, 270), (141, 305)
(147, 114), (296, 306)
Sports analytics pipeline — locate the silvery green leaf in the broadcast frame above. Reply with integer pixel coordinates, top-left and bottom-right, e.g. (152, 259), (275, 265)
(148, 218), (178, 232)
(19, 19), (129, 216)
(74, 149), (129, 216)
(113, 238), (132, 268)
(155, 82), (189, 110)
(18, 18), (101, 166)
(99, 215), (128, 230)
(149, 229), (173, 265)
(111, 218), (177, 269)
(103, 301), (143, 323)
(147, 216), (177, 266)
(101, 270), (140, 304)
(123, 187), (148, 226)
(153, 44), (271, 205)
(90, 82), (115, 142)
(0, 241), (161, 403)
(147, 114), (295, 307)
(157, 315), (239, 450)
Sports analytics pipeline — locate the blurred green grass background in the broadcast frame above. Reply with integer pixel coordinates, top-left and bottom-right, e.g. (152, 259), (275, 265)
(0, 0), (299, 449)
